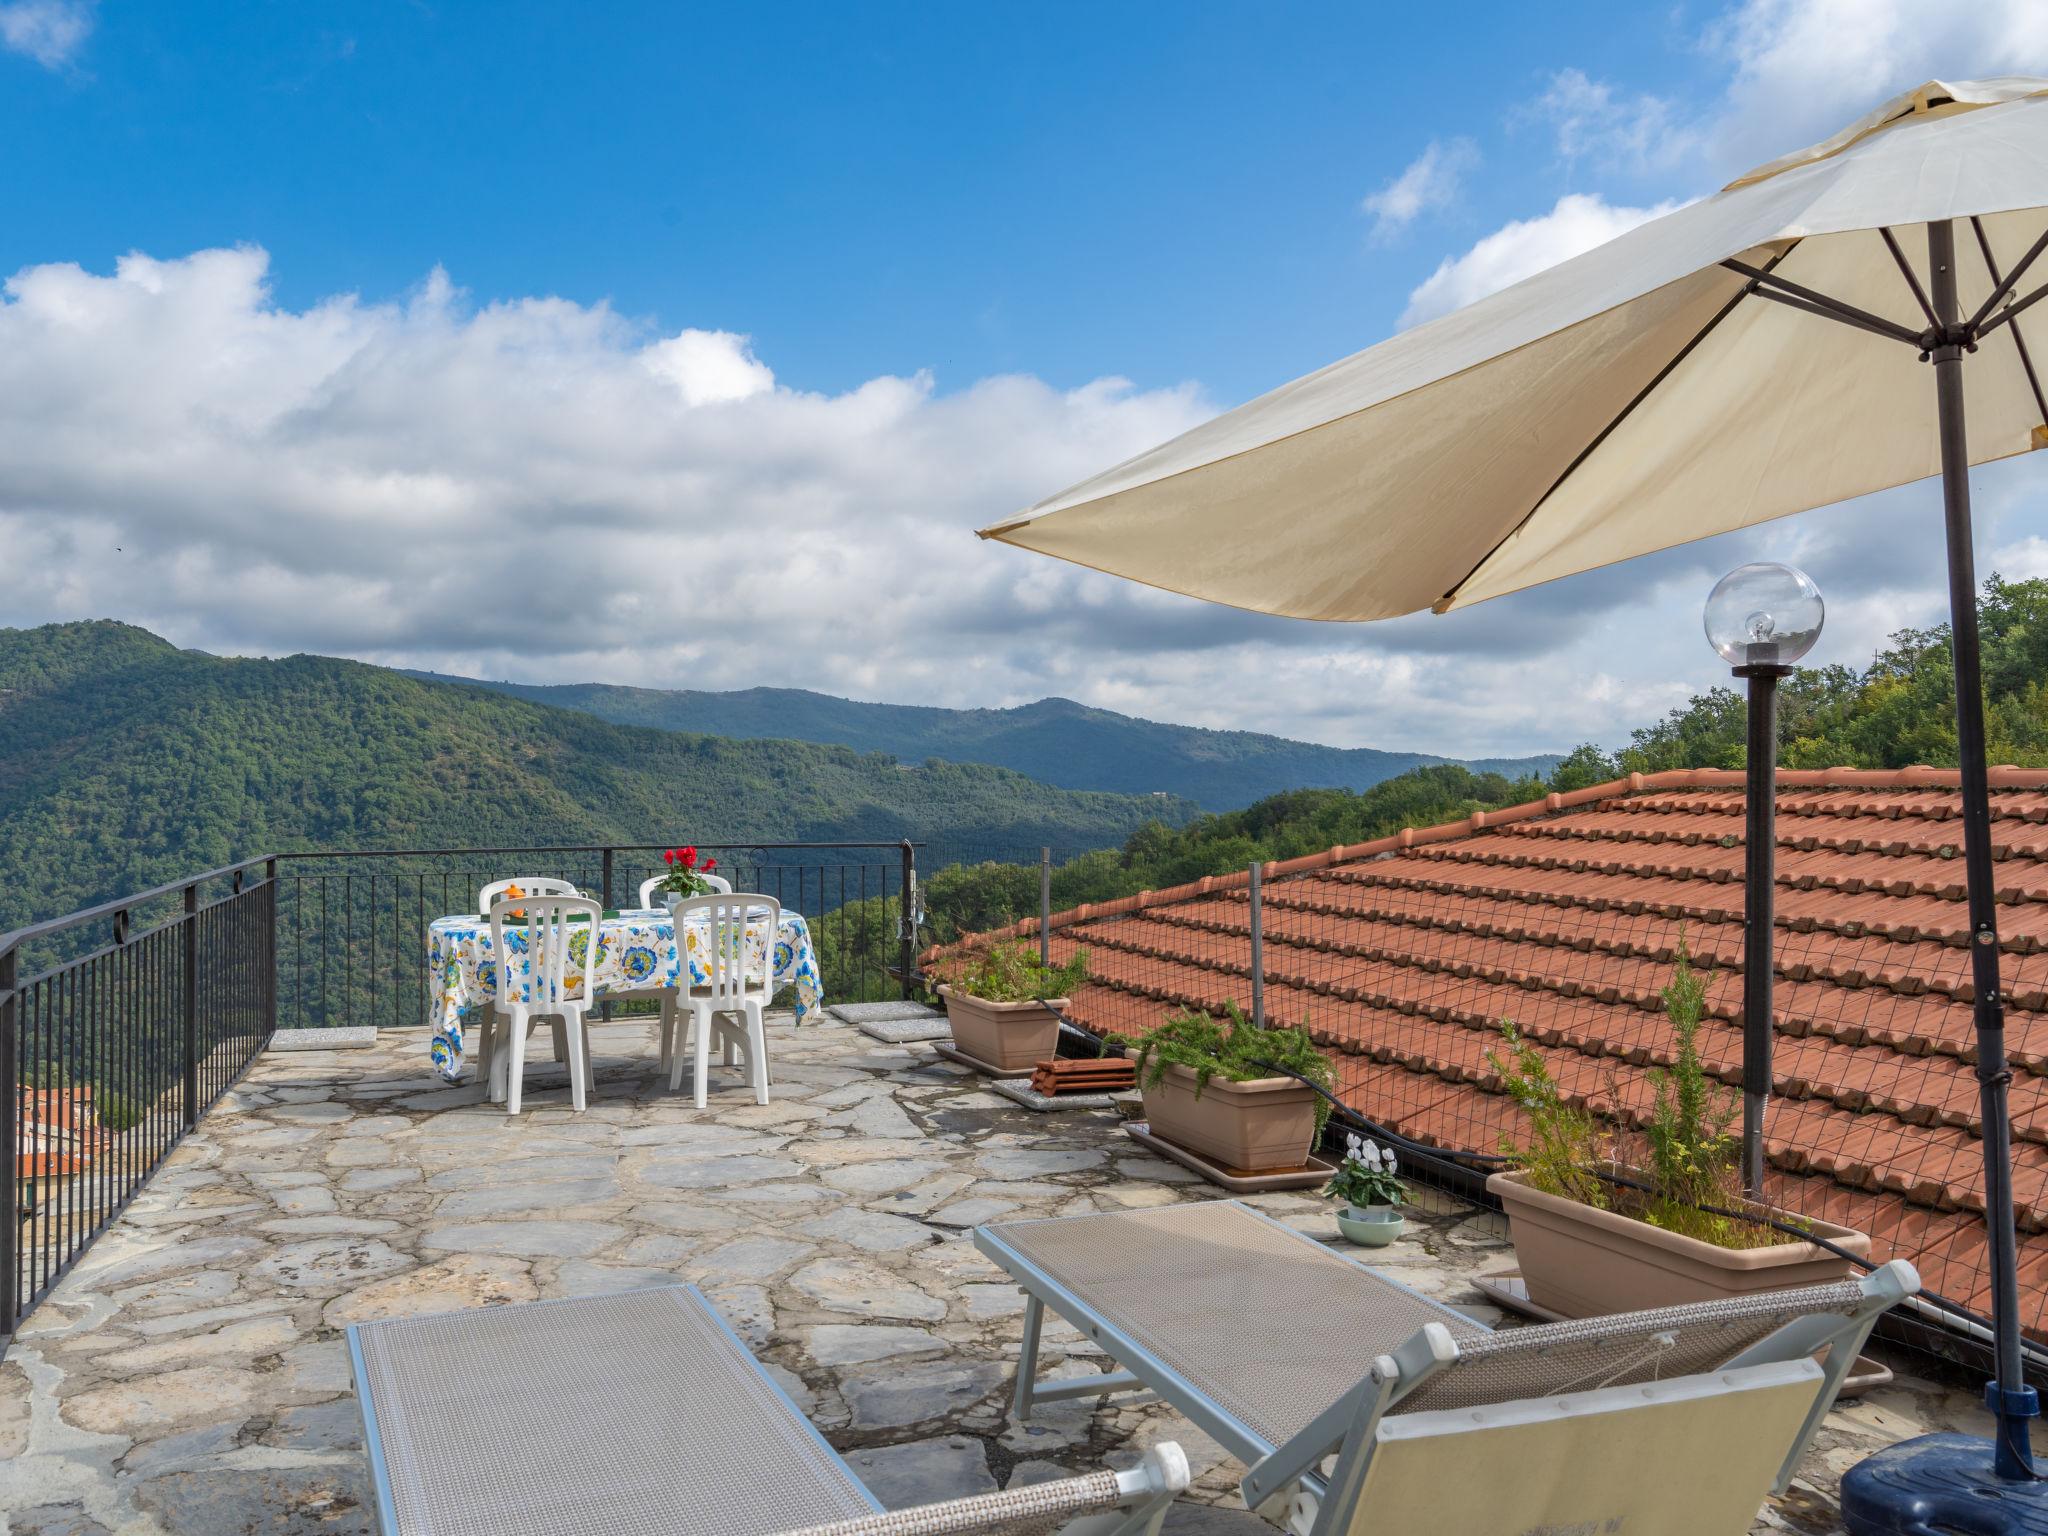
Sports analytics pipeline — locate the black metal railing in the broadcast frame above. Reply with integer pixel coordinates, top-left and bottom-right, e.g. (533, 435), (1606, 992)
(0, 837), (946, 1349)
(3, 834), (1160, 1350)
(270, 841), (924, 1033)
(2, 857), (277, 1347)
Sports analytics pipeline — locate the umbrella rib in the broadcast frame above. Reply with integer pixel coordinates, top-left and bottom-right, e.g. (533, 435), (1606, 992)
(1964, 223), (2048, 335)
(1431, 249), (1794, 615)
(1878, 226), (1940, 330)
(1719, 258), (1924, 347)
(1974, 275), (2048, 341)
(1742, 284), (1924, 347)
(1970, 216), (2048, 429)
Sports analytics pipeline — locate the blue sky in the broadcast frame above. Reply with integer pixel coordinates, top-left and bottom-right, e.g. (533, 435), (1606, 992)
(1, 1), (2044, 758)
(2, 2), (1723, 400)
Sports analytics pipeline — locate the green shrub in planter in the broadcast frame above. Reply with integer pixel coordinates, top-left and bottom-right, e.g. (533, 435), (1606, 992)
(1115, 1003), (1335, 1134)
(952, 940), (1090, 1003)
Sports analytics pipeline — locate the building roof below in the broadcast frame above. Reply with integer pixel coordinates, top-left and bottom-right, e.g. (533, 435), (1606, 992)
(926, 768), (2048, 1334)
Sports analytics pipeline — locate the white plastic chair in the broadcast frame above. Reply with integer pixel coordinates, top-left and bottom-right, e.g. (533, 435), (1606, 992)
(472, 878), (584, 1077)
(665, 892), (777, 1108)
(639, 874), (736, 1076)
(478, 876), (580, 916)
(636, 871), (731, 908)
(487, 895), (602, 1115)
(613, 876), (736, 1062)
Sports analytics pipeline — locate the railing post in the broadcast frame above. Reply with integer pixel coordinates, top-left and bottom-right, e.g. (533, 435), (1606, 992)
(899, 840), (917, 1000)
(599, 847), (617, 1020)
(1248, 860), (1265, 1031)
(1, 943), (18, 1339)
(182, 883), (199, 1129)
(1040, 848), (1052, 968)
(265, 858), (279, 1042)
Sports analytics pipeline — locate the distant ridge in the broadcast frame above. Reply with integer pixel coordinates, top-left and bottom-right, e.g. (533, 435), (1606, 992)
(0, 622), (1199, 932)
(404, 673), (1564, 811)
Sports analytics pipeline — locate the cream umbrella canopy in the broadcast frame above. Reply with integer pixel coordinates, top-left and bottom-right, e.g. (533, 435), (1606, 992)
(983, 78), (2048, 621)
(983, 78), (2048, 1509)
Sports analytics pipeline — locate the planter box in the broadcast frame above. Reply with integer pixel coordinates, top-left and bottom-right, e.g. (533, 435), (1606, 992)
(937, 987), (1065, 1072)
(1488, 1168), (1869, 1317)
(1141, 1063), (1317, 1172)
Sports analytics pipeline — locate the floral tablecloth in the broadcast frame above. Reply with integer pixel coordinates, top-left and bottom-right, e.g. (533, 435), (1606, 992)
(426, 906), (821, 1081)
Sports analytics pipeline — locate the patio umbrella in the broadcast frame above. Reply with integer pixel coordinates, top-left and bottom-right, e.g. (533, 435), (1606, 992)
(983, 78), (2048, 1519)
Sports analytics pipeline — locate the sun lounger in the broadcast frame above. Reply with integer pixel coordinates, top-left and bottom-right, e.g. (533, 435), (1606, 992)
(976, 1200), (1918, 1536)
(347, 1284), (1188, 1536)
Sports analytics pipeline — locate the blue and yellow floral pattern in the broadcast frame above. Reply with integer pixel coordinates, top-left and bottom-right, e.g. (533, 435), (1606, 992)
(425, 906), (821, 1082)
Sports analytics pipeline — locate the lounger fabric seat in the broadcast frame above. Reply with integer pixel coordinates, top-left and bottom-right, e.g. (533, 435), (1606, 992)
(350, 1286), (879, 1535)
(979, 1199), (1489, 1448)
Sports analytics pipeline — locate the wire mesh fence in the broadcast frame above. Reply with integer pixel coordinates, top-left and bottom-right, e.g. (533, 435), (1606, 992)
(10, 805), (2037, 1383)
(951, 824), (2048, 1383)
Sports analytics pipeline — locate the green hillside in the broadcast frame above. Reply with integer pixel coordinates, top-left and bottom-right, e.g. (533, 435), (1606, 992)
(819, 763), (1547, 983)
(847, 578), (2048, 986)
(0, 621), (1199, 935)
(404, 673), (1563, 811)
(1550, 574), (2048, 786)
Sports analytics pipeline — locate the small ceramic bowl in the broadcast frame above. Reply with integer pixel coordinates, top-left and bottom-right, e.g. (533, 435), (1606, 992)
(1335, 1205), (1405, 1247)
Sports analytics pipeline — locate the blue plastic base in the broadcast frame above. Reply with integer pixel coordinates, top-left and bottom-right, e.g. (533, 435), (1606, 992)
(1842, 1433), (2048, 1535)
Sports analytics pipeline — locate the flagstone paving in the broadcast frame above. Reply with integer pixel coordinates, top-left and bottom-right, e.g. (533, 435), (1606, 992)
(0, 1017), (2022, 1534)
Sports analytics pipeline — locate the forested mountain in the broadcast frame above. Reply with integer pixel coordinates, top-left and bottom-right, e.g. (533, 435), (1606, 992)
(0, 622), (1198, 933)
(19, 579), (2026, 950)
(1550, 574), (2048, 787)
(405, 672), (1562, 810)
(824, 578), (2048, 977)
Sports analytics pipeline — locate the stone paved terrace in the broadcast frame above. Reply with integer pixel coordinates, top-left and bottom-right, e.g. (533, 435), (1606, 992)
(0, 1015), (2023, 1535)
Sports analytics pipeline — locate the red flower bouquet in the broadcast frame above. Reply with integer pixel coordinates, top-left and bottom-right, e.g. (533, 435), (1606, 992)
(655, 845), (721, 900)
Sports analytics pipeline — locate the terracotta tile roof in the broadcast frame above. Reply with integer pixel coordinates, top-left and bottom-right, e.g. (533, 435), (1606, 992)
(18, 1086), (101, 1178)
(925, 767), (2048, 1335)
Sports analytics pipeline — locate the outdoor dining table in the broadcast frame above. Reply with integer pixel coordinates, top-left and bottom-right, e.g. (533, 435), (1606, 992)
(425, 904), (822, 1081)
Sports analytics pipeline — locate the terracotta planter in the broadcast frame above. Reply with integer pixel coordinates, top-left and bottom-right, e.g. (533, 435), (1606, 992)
(1141, 1063), (1318, 1171)
(1489, 1168), (1869, 1317)
(937, 987), (1065, 1071)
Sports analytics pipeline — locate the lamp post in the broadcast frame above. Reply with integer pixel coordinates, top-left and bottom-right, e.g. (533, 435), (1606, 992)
(1704, 562), (1824, 1200)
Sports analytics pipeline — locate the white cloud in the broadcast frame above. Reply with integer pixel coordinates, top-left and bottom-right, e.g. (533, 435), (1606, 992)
(1527, 68), (1695, 175)
(642, 327), (775, 406)
(1398, 192), (1679, 327)
(0, 244), (1237, 719)
(2, 243), (2027, 763)
(1522, 0), (2048, 186)
(1706, 0), (2048, 176)
(0, 0), (92, 68)
(1362, 138), (1478, 241)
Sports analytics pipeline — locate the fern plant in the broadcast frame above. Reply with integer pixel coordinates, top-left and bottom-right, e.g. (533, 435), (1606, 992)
(1638, 938), (1745, 1243)
(1117, 1003), (1336, 1133)
(1485, 1019), (1611, 1210)
(950, 939), (1090, 1004)
(1489, 934), (1789, 1251)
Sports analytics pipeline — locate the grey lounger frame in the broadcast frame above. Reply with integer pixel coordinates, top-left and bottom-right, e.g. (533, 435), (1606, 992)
(976, 1199), (1918, 1535)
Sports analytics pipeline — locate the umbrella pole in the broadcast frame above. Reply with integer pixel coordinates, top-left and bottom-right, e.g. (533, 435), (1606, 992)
(1733, 661), (1788, 1200)
(1928, 218), (2038, 1477)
